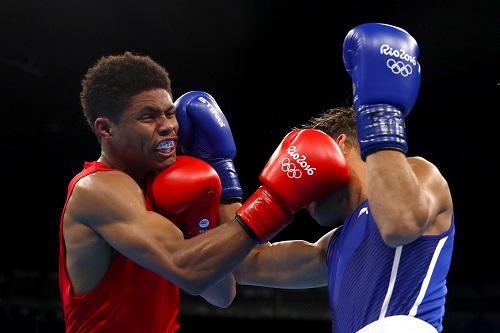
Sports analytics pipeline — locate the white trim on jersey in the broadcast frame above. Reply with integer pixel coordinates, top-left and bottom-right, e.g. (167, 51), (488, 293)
(378, 246), (402, 319)
(408, 236), (449, 316)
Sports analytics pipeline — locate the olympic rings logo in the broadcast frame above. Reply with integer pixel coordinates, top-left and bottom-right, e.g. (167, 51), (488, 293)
(386, 58), (413, 77)
(281, 158), (303, 179)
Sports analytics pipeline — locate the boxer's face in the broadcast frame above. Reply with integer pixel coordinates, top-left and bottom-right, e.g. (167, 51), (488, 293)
(307, 186), (349, 226)
(111, 89), (178, 173)
(306, 134), (353, 226)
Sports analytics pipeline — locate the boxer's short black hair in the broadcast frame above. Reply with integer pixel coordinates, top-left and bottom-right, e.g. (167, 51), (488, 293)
(81, 52), (171, 128)
(303, 106), (357, 145)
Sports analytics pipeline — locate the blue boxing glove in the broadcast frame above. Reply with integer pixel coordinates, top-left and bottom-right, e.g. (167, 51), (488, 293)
(343, 23), (421, 160)
(174, 91), (242, 202)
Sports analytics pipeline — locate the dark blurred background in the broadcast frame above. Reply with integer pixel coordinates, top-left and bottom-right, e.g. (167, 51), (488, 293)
(0, 0), (498, 332)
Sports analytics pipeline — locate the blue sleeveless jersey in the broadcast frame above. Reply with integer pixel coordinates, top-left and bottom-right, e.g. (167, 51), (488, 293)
(326, 200), (454, 333)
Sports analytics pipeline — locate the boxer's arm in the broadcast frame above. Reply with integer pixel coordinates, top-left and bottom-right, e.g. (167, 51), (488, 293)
(218, 202), (242, 225)
(199, 202), (241, 307)
(343, 24), (452, 246)
(366, 153), (452, 246)
(199, 274), (236, 308)
(234, 228), (339, 288)
(68, 171), (256, 295)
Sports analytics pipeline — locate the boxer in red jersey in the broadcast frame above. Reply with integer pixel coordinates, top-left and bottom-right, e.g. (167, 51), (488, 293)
(60, 52), (349, 332)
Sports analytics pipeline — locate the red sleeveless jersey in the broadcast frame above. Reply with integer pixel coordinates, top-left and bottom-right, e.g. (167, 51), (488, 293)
(59, 161), (180, 333)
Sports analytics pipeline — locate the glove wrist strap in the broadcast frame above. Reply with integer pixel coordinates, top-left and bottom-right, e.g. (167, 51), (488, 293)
(235, 187), (292, 242)
(210, 159), (243, 202)
(356, 104), (408, 160)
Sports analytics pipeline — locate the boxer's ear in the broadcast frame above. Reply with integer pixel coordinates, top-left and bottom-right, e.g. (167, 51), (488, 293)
(95, 117), (112, 138)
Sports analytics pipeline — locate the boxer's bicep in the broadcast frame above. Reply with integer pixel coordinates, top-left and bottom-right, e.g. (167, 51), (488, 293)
(69, 171), (185, 279)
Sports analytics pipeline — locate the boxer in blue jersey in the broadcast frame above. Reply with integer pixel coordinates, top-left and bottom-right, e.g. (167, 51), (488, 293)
(234, 23), (454, 333)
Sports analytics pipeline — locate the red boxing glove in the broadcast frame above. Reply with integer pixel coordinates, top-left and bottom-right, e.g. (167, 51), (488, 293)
(147, 156), (222, 238)
(236, 129), (350, 241)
